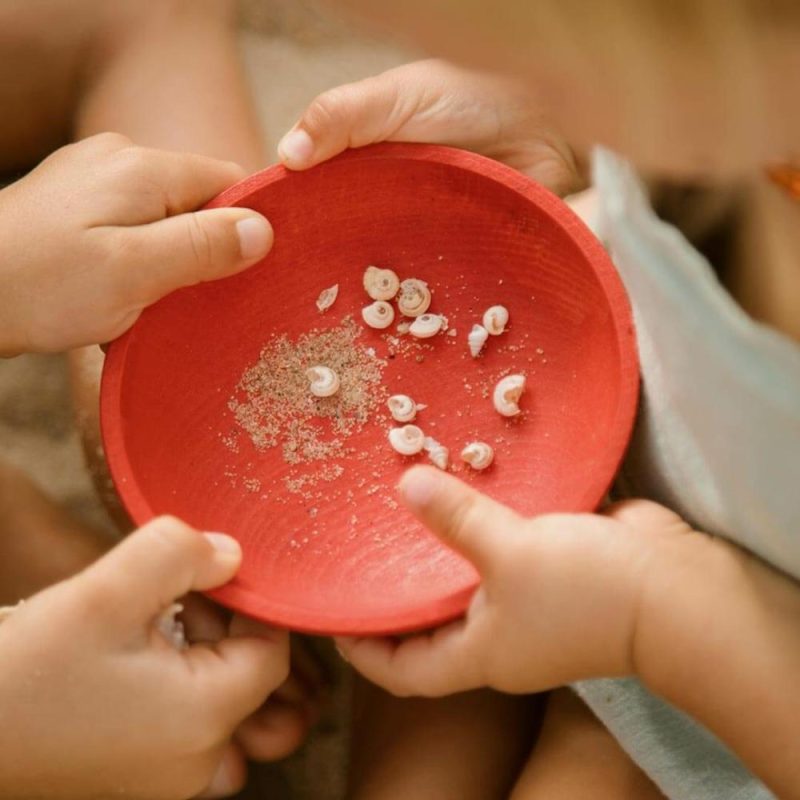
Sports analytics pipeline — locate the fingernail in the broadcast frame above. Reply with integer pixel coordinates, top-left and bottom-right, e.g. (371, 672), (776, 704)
(278, 128), (314, 166)
(203, 532), (241, 556)
(236, 215), (272, 260)
(398, 468), (439, 510)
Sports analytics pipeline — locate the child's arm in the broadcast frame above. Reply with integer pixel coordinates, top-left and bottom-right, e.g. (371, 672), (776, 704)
(338, 466), (800, 800)
(277, 59), (582, 197)
(0, 133), (271, 356)
(0, 516), (287, 799)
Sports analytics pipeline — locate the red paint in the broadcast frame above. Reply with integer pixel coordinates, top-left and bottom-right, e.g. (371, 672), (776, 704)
(100, 143), (639, 635)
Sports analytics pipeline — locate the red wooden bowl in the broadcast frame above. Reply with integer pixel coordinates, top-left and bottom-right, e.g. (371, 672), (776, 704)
(101, 143), (638, 635)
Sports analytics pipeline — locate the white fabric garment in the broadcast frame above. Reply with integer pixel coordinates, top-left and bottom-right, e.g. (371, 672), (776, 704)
(571, 148), (800, 800)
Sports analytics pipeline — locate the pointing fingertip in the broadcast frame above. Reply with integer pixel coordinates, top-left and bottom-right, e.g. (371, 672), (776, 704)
(203, 532), (242, 557)
(398, 466), (441, 510)
(236, 215), (272, 261)
(278, 128), (314, 168)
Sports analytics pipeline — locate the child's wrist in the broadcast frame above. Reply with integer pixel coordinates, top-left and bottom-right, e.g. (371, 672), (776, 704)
(630, 530), (725, 693)
(631, 530), (797, 703)
(632, 532), (800, 791)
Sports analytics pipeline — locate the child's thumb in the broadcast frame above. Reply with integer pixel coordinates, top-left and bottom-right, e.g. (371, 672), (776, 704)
(277, 71), (409, 170)
(75, 516), (242, 628)
(397, 466), (522, 575)
(121, 208), (273, 307)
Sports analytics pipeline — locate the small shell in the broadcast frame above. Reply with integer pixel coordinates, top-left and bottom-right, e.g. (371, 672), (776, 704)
(468, 324), (489, 357)
(424, 436), (449, 470)
(363, 266), (400, 300)
(493, 374), (526, 416)
(483, 305), (509, 335)
(306, 366), (340, 397)
(397, 278), (432, 317)
(461, 441), (494, 470)
(388, 424), (425, 456)
(315, 284), (339, 313)
(387, 394), (421, 422)
(362, 300), (395, 329)
(396, 320), (412, 335)
(409, 313), (446, 339)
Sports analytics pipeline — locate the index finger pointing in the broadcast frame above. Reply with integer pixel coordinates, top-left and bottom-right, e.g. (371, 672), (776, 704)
(398, 466), (522, 574)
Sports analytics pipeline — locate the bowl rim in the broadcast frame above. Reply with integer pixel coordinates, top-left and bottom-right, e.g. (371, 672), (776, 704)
(100, 142), (640, 635)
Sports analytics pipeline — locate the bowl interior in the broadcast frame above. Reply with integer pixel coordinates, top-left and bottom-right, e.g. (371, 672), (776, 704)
(101, 144), (637, 635)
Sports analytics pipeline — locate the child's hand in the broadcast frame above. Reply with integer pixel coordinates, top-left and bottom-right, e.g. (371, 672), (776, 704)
(0, 516), (288, 800)
(337, 466), (692, 698)
(0, 133), (272, 356)
(277, 59), (581, 197)
(178, 596), (328, 795)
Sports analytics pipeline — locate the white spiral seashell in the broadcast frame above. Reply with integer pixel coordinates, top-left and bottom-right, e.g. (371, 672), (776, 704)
(424, 436), (449, 470)
(409, 313), (446, 339)
(483, 305), (509, 335)
(493, 374), (526, 416)
(397, 278), (432, 317)
(388, 424), (425, 456)
(306, 366), (340, 397)
(461, 441), (494, 470)
(362, 300), (395, 329)
(387, 394), (420, 422)
(315, 284), (339, 313)
(468, 324), (489, 357)
(363, 266), (400, 300)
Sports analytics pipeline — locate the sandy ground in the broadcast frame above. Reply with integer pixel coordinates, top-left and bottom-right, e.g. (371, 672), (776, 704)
(0, 3), (413, 798)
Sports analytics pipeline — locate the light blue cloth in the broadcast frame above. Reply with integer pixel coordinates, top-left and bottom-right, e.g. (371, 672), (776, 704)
(572, 149), (800, 800)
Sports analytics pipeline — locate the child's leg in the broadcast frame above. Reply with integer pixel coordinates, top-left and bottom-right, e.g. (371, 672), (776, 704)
(348, 677), (540, 800)
(0, 0), (263, 175)
(74, 0), (265, 169)
(0, 460), (110, 604)
(0, 0), (101, 173)
(509, 689), (664, 799)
